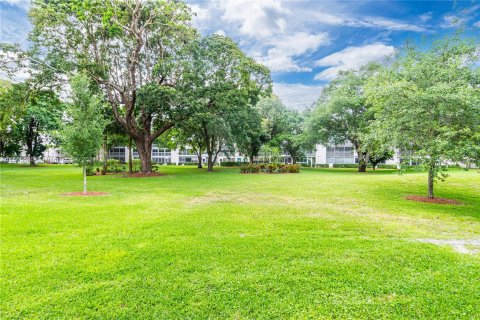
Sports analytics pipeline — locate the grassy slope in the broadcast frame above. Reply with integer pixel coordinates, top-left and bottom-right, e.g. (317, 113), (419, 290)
(1, 165), (479, 319)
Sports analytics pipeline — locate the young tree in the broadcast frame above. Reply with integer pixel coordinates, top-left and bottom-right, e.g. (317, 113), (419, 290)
(62, 74), (106, 194)
(30, 0), (197, 173)
(308, 63), (381, 172)
(365, 37), (480, 198)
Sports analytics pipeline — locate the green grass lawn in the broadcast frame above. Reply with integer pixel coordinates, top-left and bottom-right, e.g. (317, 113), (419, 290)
(1, 165), (479, 319)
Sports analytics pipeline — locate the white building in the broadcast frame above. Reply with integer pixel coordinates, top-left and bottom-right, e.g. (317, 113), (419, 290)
(106, 142), (399, 167)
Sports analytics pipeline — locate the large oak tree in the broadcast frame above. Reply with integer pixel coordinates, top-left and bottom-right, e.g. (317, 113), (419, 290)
(30, 0), (197, 173)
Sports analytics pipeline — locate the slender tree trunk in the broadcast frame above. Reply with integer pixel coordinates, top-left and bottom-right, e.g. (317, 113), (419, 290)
(128, 136), (133, 174)
(136, 138), (152, 173)
(249, 155), (254, 165)
(102, 132), (108, 174)
(358, 151), (367, 172)
(197, 149), (203, 169)
(83, 165), (87, 195)
(26, 119), (35, 166)
(207, 153), (214, 172)
(428, 164), (435, 199)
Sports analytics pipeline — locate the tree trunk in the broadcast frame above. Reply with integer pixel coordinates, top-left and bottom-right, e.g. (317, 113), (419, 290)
(428, 164), (435, 199)
(102, 132), (108, 174)
(249, 155), (254, 165)
(136, 138), (152, 173)
(197, 149), (203, 169)
(357, 151), (367, 172)
(207, 153), (214, 172)
(83, 165), (87, 195)
(26, 118), (35, 166)
(128, 136), (133, 174)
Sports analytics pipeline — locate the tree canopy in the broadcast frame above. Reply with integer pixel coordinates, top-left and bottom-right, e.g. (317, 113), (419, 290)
(365, 37), (480, 198)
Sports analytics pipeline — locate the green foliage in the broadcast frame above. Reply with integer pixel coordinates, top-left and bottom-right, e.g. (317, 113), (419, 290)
(29, 0), (198, 173)
(332, 164), (359, 168)
(61, 73), (106, 167)
(240, 163), (300, 174)
(307, 63), (382, 171)
(106, 159), (123, 173)
(85, 166), (96, 176)
(177, 34), (271, 171)
(376, 164), (398, 169)
(0, 81), (63, 161)
(220, 161), (245, 167)
(365, 36), (480, 197)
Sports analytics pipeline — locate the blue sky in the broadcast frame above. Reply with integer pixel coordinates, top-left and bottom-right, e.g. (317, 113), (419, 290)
(1, 0), (479, 109)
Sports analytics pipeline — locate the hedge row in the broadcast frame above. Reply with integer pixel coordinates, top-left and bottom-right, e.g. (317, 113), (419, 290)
(240, 163), (300, 174)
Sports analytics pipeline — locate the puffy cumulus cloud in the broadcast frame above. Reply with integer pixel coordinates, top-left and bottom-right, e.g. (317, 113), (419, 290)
(0, 1), (32, 48)
(189, 3), (211, 30)
(214, 29), (226, 36)
(314, 44), (394, 81)
(441, 14), (467, 28)
(273, 83), (323, 111)
(219, 0), (288, 39)
(260, 32), (330, 72)
(313, 12), (426, 32)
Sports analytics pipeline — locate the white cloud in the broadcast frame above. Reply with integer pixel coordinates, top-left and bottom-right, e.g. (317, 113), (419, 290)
(3, 0), (30, 11)
(419, 12), (433, 22)
(214, 29), (226, 36)
(441, 14), (467, 28)
(273, 83), (323, 111)
(313, 12), (426, 32)
(189, 4), (211, 30)
(260, 32), (330, 72)
(219, 0), (288, 39)
(473, 21), (480, 28)
(314, 44), (394, 81)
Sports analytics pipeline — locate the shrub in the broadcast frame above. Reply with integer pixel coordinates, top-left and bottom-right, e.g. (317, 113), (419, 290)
(221, 161), (245, 167)
(286, 164), (300, 173)
(85, 166), (96, 176)
(332, 164), (358, 168)
(106, 159), (123, 173)
(315, 164), (329, 168)
(375, 164), (397, 169)
(240, 163), (300, 174)
(132, 159), (141, 173)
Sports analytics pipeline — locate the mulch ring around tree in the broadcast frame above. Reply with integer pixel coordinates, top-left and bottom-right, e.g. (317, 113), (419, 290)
(121, 172), (166, 178)
(61, 192), (109, 197)
(405, 195), (462, 205)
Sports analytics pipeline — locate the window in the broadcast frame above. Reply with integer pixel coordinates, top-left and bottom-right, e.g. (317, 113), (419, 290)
(326, 144), (356, 164)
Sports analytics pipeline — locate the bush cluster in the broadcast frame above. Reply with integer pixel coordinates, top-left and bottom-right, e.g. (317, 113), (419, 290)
(221, 161), (245, 167)
(375, 164), (397, 169)
(94, 159), (146, 174)
(332, 164), (359, 168)
(240, 163), (300, 174)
